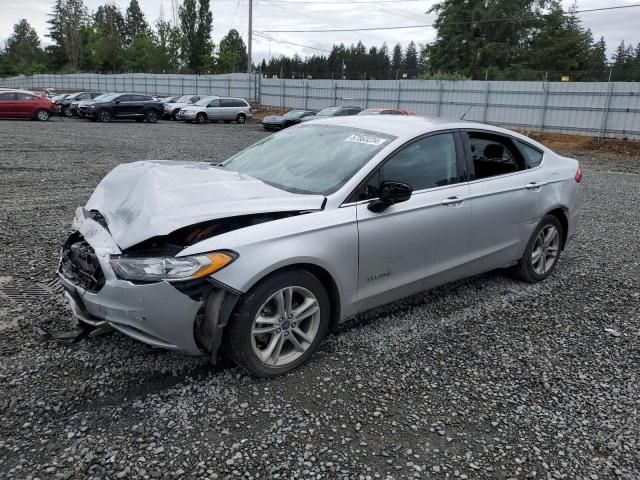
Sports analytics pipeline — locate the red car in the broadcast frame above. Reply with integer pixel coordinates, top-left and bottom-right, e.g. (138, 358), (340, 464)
(0, 90), (58, 121)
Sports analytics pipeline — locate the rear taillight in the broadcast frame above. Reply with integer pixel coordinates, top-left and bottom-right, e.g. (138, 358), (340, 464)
(575, 164), (583, 183)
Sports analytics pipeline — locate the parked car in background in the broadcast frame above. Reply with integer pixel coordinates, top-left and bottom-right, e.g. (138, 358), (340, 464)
(358, 108), (414, 115)
(163, 94), (202, 120)
(58, 116), (582, 377)
(57, 92), (103, 117)
(51, 94), (69, 103)
(261, 110), (316, 130)
(0, 90), (58, 121)
(159, 96), (180, 104)
(179, 97), (253, 124)
(300, 106), (362, 122)
(80, 93), (162, 123)
(74, 93), (114, 118)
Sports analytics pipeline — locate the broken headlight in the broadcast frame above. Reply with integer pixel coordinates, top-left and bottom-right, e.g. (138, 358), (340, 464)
(110, 251), (236, 282)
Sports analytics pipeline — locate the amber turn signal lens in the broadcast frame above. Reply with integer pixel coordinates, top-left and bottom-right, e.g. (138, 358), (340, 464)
(191, 252), (236, 279)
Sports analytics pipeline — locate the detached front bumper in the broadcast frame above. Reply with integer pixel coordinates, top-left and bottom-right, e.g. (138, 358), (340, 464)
(57, 209), (205, 355)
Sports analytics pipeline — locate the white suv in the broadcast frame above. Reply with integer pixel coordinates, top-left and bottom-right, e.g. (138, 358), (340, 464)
(178, 97), (253, 124)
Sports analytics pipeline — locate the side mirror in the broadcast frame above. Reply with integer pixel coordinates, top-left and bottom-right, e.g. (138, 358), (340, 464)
(367, 180), (412, 212)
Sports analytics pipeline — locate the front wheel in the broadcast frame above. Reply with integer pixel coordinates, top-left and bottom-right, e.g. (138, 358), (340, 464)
(224, 270), (330, 377)
(97, 110), (111, 123)
(36, 109), (50, 121)
(62, 107), (73, 117)
(236, 113), (246, 124)
(512, 215), (563, 282)
(145, 110), (159, 123)
(196, 112), (207, 124)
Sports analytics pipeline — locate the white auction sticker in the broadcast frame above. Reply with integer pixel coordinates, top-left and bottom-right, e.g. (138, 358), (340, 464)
(345, 134), (387, 146)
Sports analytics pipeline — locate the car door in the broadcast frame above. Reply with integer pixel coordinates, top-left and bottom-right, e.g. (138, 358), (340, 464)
(16, 93), (40, 117)
(0, 92), (17, 116)
(111, 94), (129, 116)
(205, 98), (221, 119)
(462, 130), (552, 270)
(353, 131), (471, 310)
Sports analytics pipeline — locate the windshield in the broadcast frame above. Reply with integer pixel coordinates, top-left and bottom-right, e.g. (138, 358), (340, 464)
(222, 124), (395, 195)
(98, 94), (120, 102)
(317, 107), (340, 116)
(193, 97), (215, 106)
(173, 95), (191, 103)
(284, 110), (310, 119)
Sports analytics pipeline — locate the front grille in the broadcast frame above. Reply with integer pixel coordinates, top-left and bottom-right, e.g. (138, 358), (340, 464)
(60, 234), (105, 293)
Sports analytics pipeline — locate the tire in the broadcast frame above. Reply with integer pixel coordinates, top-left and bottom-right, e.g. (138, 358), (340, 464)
(62, 107), (72, 117)
(145, 110), (159, 123)
(171, 110), (180, 121)
(283, 121), (292, 128)
(196, 112), (207, 124)
(97, 110), (111, 123)
(35, 109), (50, 121)
(512, 214), (563, 283)
(224, 270), (330, 378)
(236, 113), (247, 124)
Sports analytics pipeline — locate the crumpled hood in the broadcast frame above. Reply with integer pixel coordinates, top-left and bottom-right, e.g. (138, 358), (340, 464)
(85, 160), (325, 250)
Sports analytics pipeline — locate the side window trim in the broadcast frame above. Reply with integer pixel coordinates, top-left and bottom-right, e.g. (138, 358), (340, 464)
(344, 129), (468, 205)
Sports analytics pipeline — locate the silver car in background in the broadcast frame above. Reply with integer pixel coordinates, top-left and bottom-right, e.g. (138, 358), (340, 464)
(58, 116), (582, 377)
(163, 94), (201, 120)
(178, 96), (253, 124)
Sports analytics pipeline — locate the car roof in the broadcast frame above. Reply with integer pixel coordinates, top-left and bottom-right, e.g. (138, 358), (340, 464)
(0, 88), (36, 94)
(306, 115), (551, 150)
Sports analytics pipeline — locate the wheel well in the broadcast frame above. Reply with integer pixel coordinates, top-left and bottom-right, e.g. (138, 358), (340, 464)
(253, 264), (341, 331)
(547, 208), (568, 249)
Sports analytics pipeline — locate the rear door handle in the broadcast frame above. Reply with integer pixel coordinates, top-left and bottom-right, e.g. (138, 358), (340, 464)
(525, 182), (546, 191)
(441, 196), (464, 206)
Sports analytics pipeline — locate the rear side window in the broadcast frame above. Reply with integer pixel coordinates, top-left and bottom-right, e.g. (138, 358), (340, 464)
(0, 93), (16, 100)
(16, 93), (36, 100)
(466, 132), (525, 179)
(221, 99), (247, 107)
(516, 140), (544, 169)
(130, 95), (151, 101)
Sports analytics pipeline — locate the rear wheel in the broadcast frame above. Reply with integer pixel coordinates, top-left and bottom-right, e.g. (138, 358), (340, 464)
(97, 110), (111, 123)
(512, 215), (563, 282)
(196, 112), (207, 124)
(62, 107), (73, 117)
(36, 109), (50, 121)
(224, 270), (330, 377)
(145, 110), (159, 123)
(236, 113), (247, 124)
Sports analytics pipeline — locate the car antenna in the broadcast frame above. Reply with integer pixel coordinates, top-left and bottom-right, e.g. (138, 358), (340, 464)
(460, 105), (472, 120)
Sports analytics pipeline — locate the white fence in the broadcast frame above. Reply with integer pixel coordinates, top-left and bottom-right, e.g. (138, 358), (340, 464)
(2, 73), (639, 139)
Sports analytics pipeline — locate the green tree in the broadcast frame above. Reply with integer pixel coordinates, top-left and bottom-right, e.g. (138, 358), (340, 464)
(156, 17), (182, 72)
(47, 0), (88, 70)
(391, 43), (403, 77)
(179, 0), (214, 73)
(217, 29), (248, 73)
(91, 4), (126, 72)
(3, 19), (46, 75)
(403, 41), (418, 77)
(125, 0), (149, 45)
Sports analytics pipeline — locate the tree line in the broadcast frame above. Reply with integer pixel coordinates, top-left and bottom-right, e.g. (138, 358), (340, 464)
(1, 0), (639, 81)
(0, 0), (247, 76)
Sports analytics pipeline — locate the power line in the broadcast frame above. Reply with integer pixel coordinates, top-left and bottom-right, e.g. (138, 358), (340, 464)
(260, 3), (640, 33)
(253, 32), (331, 53)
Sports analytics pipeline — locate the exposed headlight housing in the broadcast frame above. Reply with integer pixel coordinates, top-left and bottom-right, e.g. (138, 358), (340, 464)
(110, 251), (236, 282)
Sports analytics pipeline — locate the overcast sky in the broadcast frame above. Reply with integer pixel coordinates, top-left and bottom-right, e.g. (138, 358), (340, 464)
(1, 0), (638, 63)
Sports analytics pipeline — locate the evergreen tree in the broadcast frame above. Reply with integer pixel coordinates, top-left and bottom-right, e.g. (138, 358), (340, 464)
(47, 0), (88, 70)
(92, 4), (126, 72)
(156, 17), (182, 72)
(179, 0), (214, 73)
(4, 19), (46, 75)
(404, 41), (418, 78)
(125, 0), (149, 45)
(391, 43), (403, 78)
(217, 29), (248, 73)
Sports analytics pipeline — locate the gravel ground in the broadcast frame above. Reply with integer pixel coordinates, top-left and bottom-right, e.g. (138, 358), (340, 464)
(0, 118), (638, 480)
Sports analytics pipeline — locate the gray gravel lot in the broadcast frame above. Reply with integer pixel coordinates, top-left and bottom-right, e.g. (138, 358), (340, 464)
(0, 118), (638, 480)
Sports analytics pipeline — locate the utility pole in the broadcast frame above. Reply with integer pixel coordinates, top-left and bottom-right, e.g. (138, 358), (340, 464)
(247, 0), (253, 75)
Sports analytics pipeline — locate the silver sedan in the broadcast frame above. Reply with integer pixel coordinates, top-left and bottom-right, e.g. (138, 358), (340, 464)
(58, 116), (583, 377)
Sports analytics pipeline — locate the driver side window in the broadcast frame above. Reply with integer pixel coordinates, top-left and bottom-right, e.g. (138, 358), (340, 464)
(358, 133), (459, 200)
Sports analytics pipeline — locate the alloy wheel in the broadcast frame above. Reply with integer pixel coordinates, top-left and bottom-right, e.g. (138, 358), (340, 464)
(237, 114), (246, 124)
(146, 111), (158, 123)
(63, 107), (73, 117)
(531, 225), (560, 275)
(99, 111), (110, 122)
(251, 286), (321, 367)
(36, 110), (49, 121)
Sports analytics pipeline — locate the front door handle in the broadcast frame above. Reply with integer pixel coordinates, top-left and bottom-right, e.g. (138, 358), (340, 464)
(525, 182), (546, 191)
(441, 196), (464, 206)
